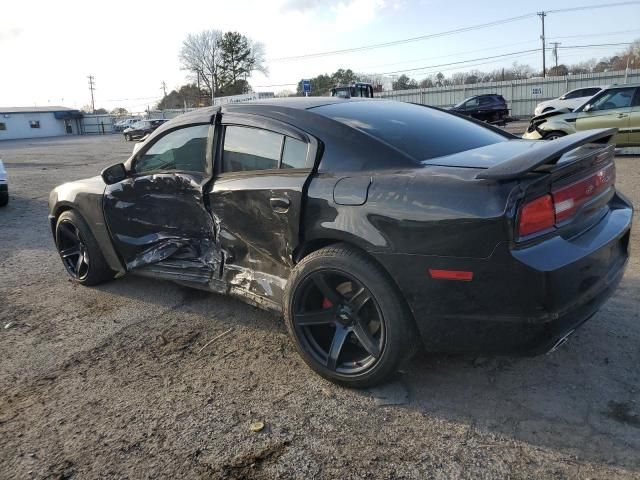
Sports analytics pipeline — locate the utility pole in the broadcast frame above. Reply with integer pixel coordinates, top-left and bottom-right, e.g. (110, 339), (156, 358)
(537, 11), (547, 78)
(161, 81), (167, 98)
(87, 75), (96, 113)
(550, 42), (561, 71)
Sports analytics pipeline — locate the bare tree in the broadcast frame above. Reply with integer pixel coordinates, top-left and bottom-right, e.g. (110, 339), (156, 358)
(179, 30), (223, 98)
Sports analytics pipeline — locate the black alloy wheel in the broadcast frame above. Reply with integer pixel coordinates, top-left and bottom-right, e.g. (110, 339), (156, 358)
(55, 210), (113, 286)
(292, 269), (385, 375)
(57, 220), (90, 280)
(284, 244), (416, 388)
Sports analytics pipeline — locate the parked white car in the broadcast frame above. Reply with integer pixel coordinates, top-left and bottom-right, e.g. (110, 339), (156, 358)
(533, 86), (605, 116)
(0, 159), (8, 207)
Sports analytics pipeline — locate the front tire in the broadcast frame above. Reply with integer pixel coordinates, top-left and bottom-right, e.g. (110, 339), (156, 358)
(55, 210), (114, 286)
(283, 244), (416, 388)
(543, 131), (566, 141)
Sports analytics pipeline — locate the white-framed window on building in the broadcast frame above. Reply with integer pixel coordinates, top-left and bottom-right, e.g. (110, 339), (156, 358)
(29, 120), (40, 128)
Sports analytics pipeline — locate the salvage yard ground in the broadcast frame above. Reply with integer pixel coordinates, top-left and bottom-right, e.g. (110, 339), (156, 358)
(0, 134), (639, 479)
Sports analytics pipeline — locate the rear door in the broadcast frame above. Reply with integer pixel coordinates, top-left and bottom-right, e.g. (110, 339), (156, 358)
(103, 123), (220, 283)
(575, 87), (635, 145)
(207, 114), (317, 305)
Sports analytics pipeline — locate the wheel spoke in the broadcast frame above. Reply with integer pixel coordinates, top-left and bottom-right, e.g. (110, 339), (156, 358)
(295, 309), (335, 327)
(60, 246), (80, 259)
(312, 273), (342, 305)
(75, 255), (83, 275)
(327, 325), (349, 370)
(352, 317), (380, 358)
(348, 287), (371, 313)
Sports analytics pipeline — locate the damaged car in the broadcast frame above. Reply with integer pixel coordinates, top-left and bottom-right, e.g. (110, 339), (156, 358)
(49, 98), (632, 387)
(524, 83), (640, 144)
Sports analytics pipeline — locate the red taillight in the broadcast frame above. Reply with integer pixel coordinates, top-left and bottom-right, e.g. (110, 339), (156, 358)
(517, 163), (615, 238)
(553, 163), (615, 224)
(518, 194), (555, 237)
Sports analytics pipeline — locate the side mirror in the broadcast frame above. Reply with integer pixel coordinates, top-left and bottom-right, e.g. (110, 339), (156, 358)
(101, 163), (127, 185)
(583, 104), (592, 112)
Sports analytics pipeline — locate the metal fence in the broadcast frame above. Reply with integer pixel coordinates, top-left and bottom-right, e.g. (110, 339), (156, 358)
(378, 68), (640, 118)
(81, 115), (116, 134)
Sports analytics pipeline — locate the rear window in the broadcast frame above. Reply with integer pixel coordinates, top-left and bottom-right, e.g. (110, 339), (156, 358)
(312, 101), (508, 161)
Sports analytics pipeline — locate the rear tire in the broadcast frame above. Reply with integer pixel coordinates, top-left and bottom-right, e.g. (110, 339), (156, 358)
(543, 131), (566, 141)
(283, 244), (417, 388)
(0, 191), (7, 207)
(55, 210), (114, 286)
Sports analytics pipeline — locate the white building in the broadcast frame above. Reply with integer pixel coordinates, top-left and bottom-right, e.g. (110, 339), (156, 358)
(0, 106), (83, 140)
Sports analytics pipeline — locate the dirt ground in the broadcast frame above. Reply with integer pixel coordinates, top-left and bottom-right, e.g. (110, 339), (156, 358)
(0, 134), (639, 479)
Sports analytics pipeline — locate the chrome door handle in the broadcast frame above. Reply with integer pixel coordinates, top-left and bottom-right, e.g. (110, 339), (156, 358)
(617, 113), (628, 118)
(270, 197), (290, 213)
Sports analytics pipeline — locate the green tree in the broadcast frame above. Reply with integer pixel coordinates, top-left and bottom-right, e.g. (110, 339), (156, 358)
(392, 74), (418, 91)
(110, 107), (129, 116)
(218, 32), (267, 95)
(157, 83), (208, 109)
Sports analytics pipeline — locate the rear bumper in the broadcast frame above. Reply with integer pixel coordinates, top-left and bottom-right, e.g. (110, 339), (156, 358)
(375, 194), (632, 354)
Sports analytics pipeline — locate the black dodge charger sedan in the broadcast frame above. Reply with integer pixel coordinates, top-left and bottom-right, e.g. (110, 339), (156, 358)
(49, 98), (632, 387)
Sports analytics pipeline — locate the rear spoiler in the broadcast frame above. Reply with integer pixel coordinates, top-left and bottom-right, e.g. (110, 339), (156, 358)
(476, 128), (617, 180)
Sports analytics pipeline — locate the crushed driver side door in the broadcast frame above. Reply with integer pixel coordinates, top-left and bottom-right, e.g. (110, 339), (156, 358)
(103, 122), (222, 288)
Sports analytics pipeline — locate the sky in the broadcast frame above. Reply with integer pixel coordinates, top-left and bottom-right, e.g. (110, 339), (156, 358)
(1, 0), (639, 112)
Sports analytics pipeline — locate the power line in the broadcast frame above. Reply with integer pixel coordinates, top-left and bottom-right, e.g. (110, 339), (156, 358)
(268, 2), (640, 62)
(254, 40), (635, 89)
(353, 39), (540, 71)
(558, 42), (635, 49)
(548, 28), (640, 40)
(269, 13), (537, 61)
(546, 1), (640, 14)
(374, 49), (541, 75)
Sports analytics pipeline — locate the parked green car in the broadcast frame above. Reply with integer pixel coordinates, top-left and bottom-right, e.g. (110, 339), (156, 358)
(523, 83), (640, 145)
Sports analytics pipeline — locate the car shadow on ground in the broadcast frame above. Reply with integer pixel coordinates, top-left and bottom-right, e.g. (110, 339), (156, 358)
(91, 269), (640, 472)
(390, 275), (640, 470)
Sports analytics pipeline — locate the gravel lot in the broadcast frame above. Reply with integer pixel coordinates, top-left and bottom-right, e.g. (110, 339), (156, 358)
(1, 134), (639, 479)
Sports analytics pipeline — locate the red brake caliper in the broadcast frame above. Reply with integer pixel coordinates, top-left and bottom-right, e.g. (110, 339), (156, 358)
(322, 297), (333, 309)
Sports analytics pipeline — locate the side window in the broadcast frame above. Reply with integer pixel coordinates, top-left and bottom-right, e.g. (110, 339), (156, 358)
(632, 88), (640, 107)
(134, 124), (209, 174)
(582, 88), (601, 97)
(465, 98), (479, 108)
(590, 88), (635, 111)
(479, 97), (493, 106)
(563, 89), (583, 100)
(281, 137), (309, 169)
(222, 126), (283, 173)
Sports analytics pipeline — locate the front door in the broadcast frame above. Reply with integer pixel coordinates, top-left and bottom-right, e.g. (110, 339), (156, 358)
(628, 88), (640, 145)
(103, 123), (220, 285)
(575, 87), (636, 145)
(207, 116), (316, 306)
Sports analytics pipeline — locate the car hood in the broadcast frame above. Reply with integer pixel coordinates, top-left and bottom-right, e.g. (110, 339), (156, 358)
(530, 107), (576, 123)
(422, 139), (557, 169)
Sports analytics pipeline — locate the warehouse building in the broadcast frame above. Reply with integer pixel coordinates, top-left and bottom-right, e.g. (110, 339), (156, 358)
(0, 106), (83, 140)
